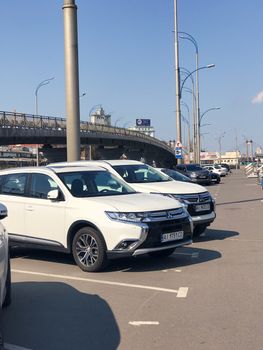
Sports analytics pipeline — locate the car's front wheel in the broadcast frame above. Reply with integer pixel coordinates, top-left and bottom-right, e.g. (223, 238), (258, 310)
(72, 227), (108, 272)
(3, 254), (11, 307)
(148, 248), (176, 258)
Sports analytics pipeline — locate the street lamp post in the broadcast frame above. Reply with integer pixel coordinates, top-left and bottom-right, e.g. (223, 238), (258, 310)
(179, 32), (199, 163)
(173, 0), (182, 164)
(179, 64), (215, 163)
(35, 77), (55, 116)
(63, 0), (81, 162)
(34, 77), (55, 166)
(199, 107), (221, 126)
(217, 132), (226, 163)
(199, 107), (221, 155)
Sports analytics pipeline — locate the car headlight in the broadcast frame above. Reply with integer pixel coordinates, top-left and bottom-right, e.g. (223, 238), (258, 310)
(106, 211), (145, 222)
(190, 172), (197, 178)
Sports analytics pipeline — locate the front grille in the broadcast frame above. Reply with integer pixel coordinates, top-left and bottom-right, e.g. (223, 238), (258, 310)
(139, 217), (192, 249)
(143, 207), (185, 222)
(175, 192), (213, 216)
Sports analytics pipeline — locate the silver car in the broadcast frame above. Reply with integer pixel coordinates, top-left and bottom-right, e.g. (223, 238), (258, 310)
(0, 203), (11, 308)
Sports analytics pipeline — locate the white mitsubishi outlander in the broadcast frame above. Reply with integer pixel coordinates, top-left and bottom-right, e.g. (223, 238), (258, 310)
(50, 160), (216, 237)
(0, 166), (193, 272)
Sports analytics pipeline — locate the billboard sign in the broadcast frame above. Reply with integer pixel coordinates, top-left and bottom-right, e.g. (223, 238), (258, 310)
(136, 119), (151, 126)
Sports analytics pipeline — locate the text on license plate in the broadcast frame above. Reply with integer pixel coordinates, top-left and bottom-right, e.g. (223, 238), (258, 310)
(161, 231), (184, 242)
(195, 203), (210, 212)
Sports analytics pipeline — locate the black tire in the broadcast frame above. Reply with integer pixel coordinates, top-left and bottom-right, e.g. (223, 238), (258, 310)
(72, 227), (108, 272)
(148, 248), (176, 258)
(193, 224), (207, 237)
(3, 254), (11, 307)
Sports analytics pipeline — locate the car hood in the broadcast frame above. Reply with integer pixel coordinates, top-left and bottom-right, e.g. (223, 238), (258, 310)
(87, 193), (182, 212)
(127, 180), (207, 195)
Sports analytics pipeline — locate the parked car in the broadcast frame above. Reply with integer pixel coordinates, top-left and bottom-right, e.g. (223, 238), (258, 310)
(217, 163), (231, 173)
(49, 160), (216, 237)
(0, 166), (193, 272)
(0, 203), (11, 308)
(210, 172), (221, 184)
(203, 165), (227, 177)
(157, 168), (193, 183)
(175, 164), (212, 185)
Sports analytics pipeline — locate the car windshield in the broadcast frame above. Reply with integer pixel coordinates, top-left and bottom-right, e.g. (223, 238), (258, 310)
(185, 164), (203, 171)
(112, 164), (172, 183)
(161, 169), (191, 182)
(58, 170), (136, 197)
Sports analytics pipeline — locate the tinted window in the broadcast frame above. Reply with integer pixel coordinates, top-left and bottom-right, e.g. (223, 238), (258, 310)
(113, 164), (172, 183)
(162, 169), (191, 182)
(1, 173), (27, 196)
(29, 173), (59, 199)
(58, 170), (135, 197)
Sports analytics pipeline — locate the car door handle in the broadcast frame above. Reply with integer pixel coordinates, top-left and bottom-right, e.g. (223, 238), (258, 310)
(26, 206), (34, 211)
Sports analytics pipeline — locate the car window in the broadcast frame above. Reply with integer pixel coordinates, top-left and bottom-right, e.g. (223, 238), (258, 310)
(1, 173), (27, 196)
(113, 164), (172, 183)
(58, 170), (136, 197)
(29, 173), (59, 199)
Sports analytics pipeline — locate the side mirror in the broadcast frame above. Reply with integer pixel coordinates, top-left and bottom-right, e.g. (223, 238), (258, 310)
(47, 189), (60, 200)
(0, 203), (8, 220)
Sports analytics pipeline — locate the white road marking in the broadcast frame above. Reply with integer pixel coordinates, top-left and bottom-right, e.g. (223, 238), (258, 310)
(174, 269), (182, 272)
(177, 287), (188, 298)
(228, 238), (263, 242)
(12, 269), (187, 295)
(5, 344), (31, 350)
(117, 267), (132, 272)
(129, 321), (159, 326)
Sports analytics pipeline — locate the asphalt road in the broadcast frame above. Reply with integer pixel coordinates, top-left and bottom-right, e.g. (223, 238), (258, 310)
(2, 170), (263, 350)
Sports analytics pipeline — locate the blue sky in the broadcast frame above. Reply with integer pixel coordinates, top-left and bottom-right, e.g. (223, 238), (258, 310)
(0, 0), (263, 153)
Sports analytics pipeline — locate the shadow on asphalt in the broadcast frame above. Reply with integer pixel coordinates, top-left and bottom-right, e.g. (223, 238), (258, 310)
(195, 228), (239, 242)
(2, 282), (120, 350)
(107, 245), (222, 273)
(10, 245), (222, 273)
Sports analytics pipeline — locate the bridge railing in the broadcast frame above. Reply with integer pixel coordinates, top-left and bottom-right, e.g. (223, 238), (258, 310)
(0, 111), (173, 153)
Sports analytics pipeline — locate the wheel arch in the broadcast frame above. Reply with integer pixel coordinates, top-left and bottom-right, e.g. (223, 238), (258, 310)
(67, 220), (107, 252)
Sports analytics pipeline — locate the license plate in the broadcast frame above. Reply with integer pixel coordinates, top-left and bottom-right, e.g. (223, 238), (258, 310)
(199, 175), (206, 179)
(161, 231), (184, 242)
(195, 204), (210, 212)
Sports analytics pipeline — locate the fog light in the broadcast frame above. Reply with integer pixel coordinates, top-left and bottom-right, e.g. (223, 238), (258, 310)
(115, 240), (139, 250)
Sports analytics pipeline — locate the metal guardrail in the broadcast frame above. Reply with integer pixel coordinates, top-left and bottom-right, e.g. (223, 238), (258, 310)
(0, 111), (173, 153)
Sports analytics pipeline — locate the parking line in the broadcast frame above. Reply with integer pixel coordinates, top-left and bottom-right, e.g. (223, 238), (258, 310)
(5, 343), (31, 350)
(129, 321), (159, 326)
(177, 287), (188, 298)
(12, 269), (187, 296)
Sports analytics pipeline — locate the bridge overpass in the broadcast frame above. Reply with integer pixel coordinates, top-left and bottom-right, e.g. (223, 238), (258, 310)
(0, 111), (176, 166)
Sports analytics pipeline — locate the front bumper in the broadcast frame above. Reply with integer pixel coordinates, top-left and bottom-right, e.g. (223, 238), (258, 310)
(190, 178), (211, 185)
(107, 216), (193, 258)
(191, 211), (216, 225)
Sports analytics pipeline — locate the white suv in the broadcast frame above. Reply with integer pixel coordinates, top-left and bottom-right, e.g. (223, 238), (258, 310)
(50, 160), (216, 237)
(0, 166), (193, 272)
